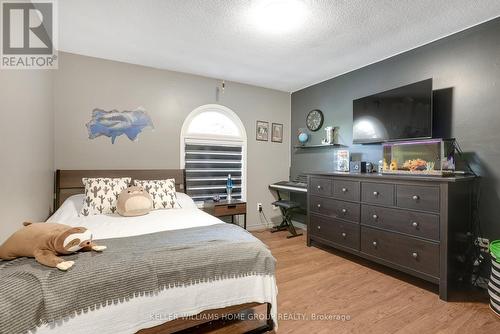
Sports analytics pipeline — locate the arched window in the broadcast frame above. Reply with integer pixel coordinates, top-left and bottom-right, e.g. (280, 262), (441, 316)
(181, 104), (247, 204)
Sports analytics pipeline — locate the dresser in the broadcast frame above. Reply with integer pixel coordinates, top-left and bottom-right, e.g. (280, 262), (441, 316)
(306, 172), (475, 300)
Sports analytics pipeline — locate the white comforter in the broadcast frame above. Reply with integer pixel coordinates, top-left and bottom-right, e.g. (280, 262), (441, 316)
(34, 194), (277, 334)
(48, 193), (224, 239)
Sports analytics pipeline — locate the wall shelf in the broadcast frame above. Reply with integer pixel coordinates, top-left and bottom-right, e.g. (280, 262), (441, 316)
(294, 143), (347, 149)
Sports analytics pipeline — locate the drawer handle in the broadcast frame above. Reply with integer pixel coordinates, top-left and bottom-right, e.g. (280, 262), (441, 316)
(341, 232), (347, 238)
(317, 185), (322, 189)
(372, 214), (378, 220)
(373, 191), (379, 196)
(412, 195), (419, 201)
(372, 241), (378, 247)
(317, 204), (321, 208)
(411, 221), (419, 228)
(412, 252), (418, 259)
(317, 225), (321, 230)
(341, 208), (347, 213)
(227, 205), (236, 209)
(341, 187), (348, 193)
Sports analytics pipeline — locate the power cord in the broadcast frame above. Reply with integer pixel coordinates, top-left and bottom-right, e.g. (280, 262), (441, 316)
(453, 140), (478, 177)
(258, 206), (273, 229)
(453, 139), (489, 288)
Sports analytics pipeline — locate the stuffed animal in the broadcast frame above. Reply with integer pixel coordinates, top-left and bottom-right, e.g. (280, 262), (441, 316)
(0, 222), (106, 271)
(117, 186), (153, 217)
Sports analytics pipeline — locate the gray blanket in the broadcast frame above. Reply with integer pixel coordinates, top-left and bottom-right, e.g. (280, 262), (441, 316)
(0, 223), (275, 334)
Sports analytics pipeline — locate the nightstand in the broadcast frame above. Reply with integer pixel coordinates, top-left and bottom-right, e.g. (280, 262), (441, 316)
(203, 200), (247, 230)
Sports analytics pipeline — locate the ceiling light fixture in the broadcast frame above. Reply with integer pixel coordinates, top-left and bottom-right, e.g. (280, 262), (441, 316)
(248, 0), (308, 34)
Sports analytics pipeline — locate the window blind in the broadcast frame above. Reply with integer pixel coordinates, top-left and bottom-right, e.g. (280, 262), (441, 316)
(185, 143), (243, 202)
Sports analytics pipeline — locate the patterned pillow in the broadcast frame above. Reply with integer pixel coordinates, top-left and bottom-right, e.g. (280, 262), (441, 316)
(133, 179), (180, 210)
(80, 177), (131, 216)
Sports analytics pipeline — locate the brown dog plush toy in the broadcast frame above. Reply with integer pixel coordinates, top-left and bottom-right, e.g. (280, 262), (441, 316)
(0, 222), (106, 271)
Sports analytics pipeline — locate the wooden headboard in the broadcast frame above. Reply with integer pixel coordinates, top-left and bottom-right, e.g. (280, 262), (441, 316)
(54, 169), (186, 210)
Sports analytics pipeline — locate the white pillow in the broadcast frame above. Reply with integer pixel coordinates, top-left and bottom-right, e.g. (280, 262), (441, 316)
(81, 177), (131, 216)
(49, 194), (84, 222)
(134, 179), (181, 210)
(176, 192), (197, 209)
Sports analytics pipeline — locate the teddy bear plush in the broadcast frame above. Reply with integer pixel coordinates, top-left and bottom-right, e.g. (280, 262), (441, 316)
(0, 222), (106, 271)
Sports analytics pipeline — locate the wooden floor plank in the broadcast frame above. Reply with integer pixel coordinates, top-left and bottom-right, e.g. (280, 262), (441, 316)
(191, 229), (499, 333)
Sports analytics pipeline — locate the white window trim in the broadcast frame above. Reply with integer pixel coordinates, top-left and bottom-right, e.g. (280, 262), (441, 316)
(180, 104), (247, 201)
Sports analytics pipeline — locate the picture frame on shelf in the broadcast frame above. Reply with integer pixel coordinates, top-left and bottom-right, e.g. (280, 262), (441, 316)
(256, 120), (269, 141)
(271, 123), (283, 143)
(334, 149), (350, 172)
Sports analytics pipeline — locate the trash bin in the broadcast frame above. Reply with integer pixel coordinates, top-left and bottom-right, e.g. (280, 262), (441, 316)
(489, 240), (500, 317)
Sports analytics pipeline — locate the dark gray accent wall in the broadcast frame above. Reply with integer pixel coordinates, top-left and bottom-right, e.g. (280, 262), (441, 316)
(291, 17), (500, 239)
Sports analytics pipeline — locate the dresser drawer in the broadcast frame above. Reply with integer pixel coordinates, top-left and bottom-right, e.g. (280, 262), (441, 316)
(309, 177), (333, 196)
(333, 180), (360, 201)
(310, 196), (360, 223)
(361, 205), (439, 240)
(361, 182), (394, 206)
(310, 214), (360, 250)
(361, 226), (439, 277)
(396, 185), (440, 212)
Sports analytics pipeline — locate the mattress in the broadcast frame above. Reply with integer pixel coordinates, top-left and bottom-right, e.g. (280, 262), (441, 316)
(25, 194), (278, 334)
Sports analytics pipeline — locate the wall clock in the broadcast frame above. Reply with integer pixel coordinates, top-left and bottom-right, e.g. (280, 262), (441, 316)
(306, 109), (324, 132)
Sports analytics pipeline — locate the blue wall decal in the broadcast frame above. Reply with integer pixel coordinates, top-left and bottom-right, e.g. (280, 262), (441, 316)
(86, 107), (154, 144)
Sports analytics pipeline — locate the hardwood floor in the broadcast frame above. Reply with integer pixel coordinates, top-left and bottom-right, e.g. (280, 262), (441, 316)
(187, 229), (499, 333)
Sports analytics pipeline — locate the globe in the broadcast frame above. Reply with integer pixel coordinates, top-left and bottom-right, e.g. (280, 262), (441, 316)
(298, 132), (309, 144)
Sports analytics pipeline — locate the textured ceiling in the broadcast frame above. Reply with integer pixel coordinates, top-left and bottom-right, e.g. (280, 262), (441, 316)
(59, 0), (500, 92)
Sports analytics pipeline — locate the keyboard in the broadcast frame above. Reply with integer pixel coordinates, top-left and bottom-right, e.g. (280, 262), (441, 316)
(269, 181), (307, 193)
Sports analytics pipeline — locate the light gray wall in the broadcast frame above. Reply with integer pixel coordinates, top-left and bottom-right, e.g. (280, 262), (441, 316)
(0, 70), (54, 243)
(54, 52), (290, 229)
(291, 18), (500, 239)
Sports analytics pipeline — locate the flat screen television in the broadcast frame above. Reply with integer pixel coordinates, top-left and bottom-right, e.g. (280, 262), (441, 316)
(352, 79), (432, 144)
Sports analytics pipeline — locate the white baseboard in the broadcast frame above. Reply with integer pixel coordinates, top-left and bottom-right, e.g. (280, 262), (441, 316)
(292, 220), (307, 230)
(245, 220), (307, 231)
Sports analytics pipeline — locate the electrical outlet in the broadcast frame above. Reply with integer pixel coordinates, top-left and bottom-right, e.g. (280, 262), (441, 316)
(257, 203), (263, 212)
(475, 237), (490, 252)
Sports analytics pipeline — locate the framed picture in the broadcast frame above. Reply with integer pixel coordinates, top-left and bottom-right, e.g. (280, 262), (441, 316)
(256, 121), (269, 141)
(271, 123), (283, 143)
(334, 149), (350, 172)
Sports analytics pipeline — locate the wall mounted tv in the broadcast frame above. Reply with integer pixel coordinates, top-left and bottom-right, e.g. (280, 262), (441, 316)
(352, 79), (433, 144)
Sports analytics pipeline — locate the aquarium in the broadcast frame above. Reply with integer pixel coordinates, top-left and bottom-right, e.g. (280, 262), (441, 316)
(382, 139), (455, 176)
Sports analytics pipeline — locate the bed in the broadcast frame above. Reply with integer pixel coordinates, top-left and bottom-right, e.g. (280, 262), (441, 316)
(0, 169), (277, 334)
